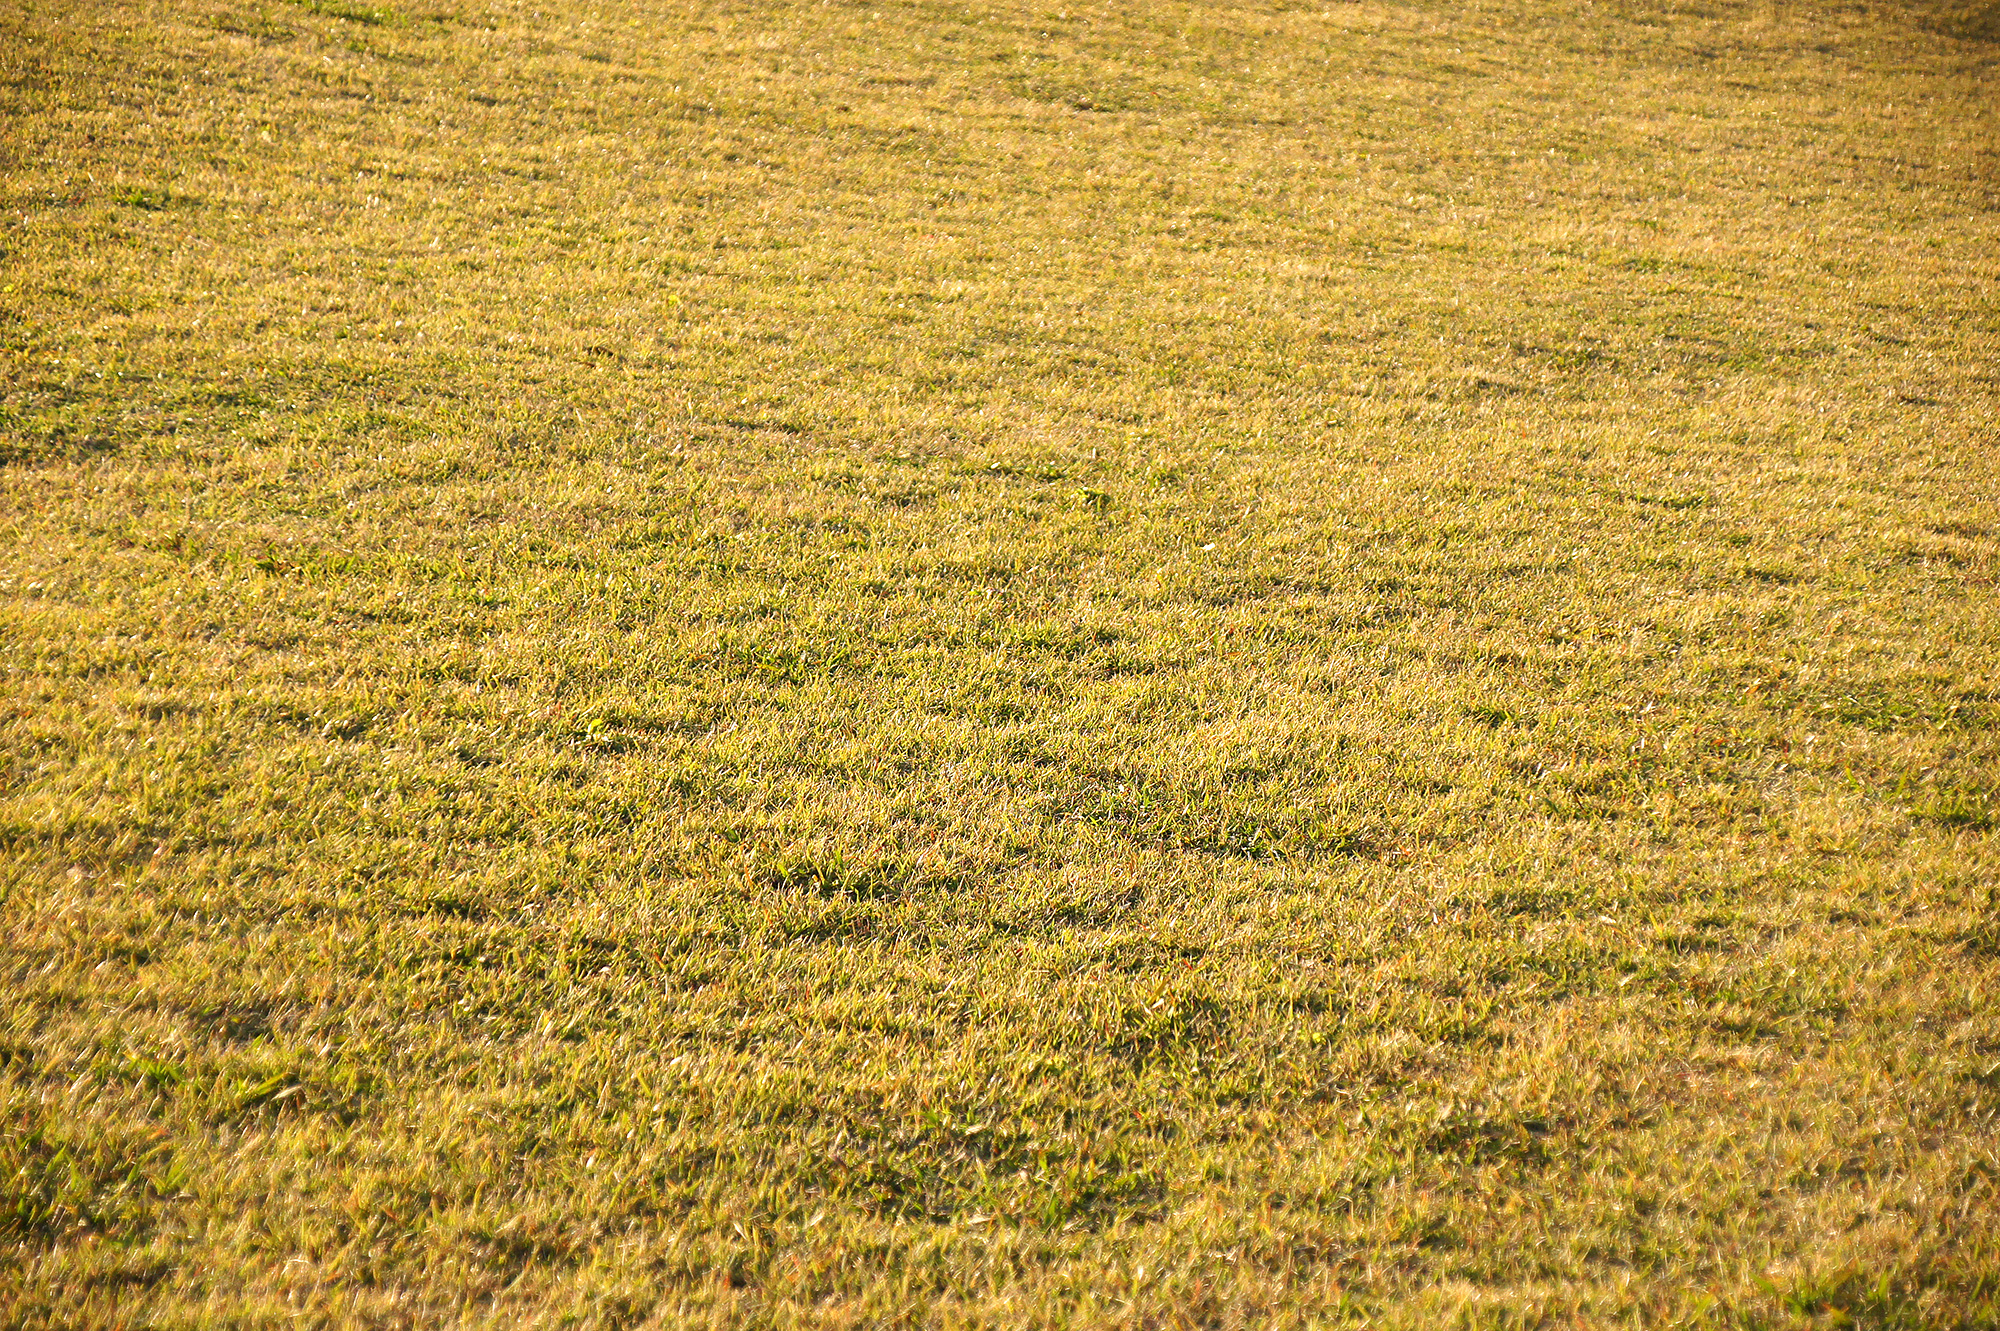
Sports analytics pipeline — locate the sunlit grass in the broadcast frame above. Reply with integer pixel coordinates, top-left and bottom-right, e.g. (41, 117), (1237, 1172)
(2, 0), (1997, 1324)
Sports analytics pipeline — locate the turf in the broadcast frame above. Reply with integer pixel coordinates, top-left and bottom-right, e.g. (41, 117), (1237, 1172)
(2, 0), (1998, 1324)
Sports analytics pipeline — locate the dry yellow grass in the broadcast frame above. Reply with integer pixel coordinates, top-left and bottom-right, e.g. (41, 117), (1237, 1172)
(2, 0), (1998, 1325)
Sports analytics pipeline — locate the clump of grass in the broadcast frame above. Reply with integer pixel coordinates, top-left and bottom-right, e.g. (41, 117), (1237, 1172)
(113, 186), (177, 211)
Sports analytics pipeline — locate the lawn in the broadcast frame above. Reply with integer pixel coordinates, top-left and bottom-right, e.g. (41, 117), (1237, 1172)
(2, 0), (1998, 1324)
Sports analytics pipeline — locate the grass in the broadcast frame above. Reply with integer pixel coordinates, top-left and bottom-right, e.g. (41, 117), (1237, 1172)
(1, 0), (1998, 1324)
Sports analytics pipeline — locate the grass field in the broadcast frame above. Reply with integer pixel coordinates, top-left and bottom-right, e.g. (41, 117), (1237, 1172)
(3, 0), (1999, 1324)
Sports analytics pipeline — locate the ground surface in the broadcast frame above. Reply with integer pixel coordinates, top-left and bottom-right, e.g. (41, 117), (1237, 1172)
(3, 0), (1998, 1325)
